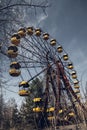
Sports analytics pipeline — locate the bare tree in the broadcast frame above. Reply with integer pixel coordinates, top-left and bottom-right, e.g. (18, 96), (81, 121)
(0, 0), (49, 54)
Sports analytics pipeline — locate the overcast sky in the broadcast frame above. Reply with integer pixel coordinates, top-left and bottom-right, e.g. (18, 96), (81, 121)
(39, 0), (87, 85)
(2, 0), (87, 104)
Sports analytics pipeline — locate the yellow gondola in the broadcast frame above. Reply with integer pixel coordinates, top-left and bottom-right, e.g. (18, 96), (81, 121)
(26, 27), (33, 35)
(77, 94), (81, 98)
(35, 28), (41, 36)
(7, 44), (18, 58)
(59, 109), (63, 114)
(74, 85), (80, 89)
(67, 62), (74, 69)
(19, 81), (29, 88)
(57, 46), (63, 53)
(74, 89), (80, 93)
(71, 71), (77, 79)
(9, 68), (21, 77)
(63, 54), (68, 60)
(10, 62), (21, 69)
(18, 28), (26, 37)
(19, 81), (30, 96)
(33, 107), (43, 112)
(73, 79), (79, 85)
(47, 116), (55, 120)
(47, 107), (55, 112)
(43, 33), (49, 40)
(73, 99), (77, 102)
(18, 89), (30, 96)
(64, 116), (67, 120)
(11, 34), (20, 45)
(50, 39), (56, 46)
(68, 112), (75, 117)
(33, 98), (42, 102)
(47, 107), (55, 121)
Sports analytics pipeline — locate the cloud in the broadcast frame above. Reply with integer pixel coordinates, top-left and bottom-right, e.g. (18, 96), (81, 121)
(37, 13), (48, 26)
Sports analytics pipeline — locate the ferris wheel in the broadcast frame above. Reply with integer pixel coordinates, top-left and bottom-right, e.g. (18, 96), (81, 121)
(7, 27), (87, 129)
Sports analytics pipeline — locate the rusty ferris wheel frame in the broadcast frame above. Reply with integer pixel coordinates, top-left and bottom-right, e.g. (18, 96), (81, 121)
(6, 27), (87, 129)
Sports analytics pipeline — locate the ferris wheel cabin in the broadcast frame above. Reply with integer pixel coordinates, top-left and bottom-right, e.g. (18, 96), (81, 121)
(18, 81), (30, 96)
(7, 44), (18, 58)
(11, 33), (20, 46)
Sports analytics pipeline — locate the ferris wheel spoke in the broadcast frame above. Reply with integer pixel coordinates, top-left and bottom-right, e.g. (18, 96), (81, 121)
(17, 53), (45, 65)
(25, 35), (47, 56)
(20, 44), (46, 61)
(30, 36), (48, 56)
(27, 67), (46, 83)
(36, 36), (50, 53)
(24, 37), (46, 56)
